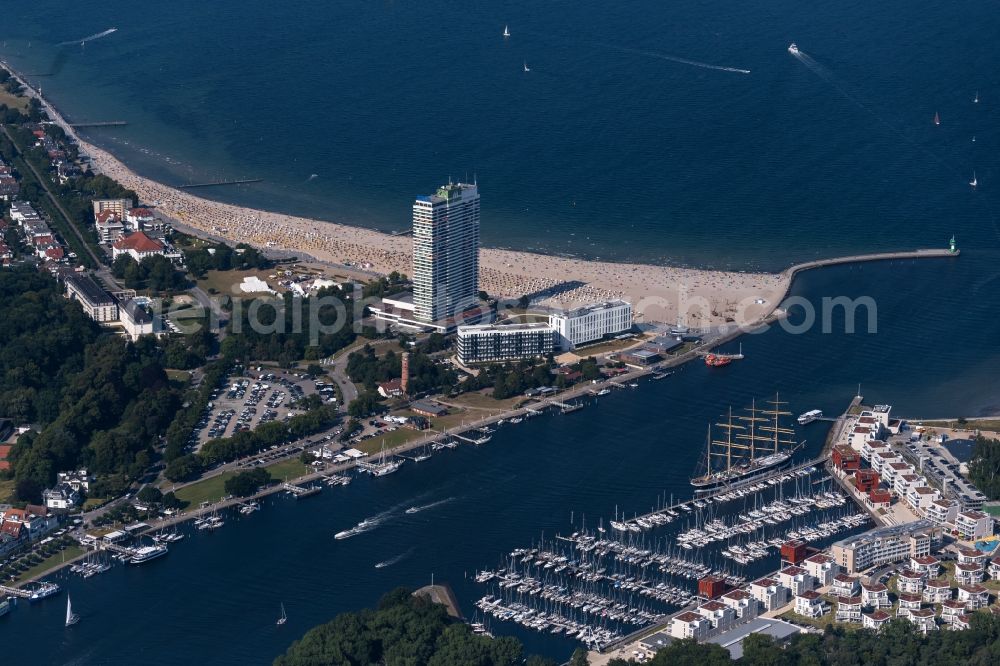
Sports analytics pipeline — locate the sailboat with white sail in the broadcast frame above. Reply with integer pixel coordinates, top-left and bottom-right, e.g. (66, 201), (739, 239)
(65, 595), (80, 627)
(970, 171), (978, 189)
(503, 25), (510, 39)
(277, 602), (287, 625)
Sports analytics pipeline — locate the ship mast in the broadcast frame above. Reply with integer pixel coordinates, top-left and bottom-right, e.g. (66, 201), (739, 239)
(736, 398), (769, 463)
(711, 407), (746, 474)
(757, 392), (796, 454)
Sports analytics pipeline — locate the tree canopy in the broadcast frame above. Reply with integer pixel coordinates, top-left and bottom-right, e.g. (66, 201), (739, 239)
(968, 435), (1000, 499)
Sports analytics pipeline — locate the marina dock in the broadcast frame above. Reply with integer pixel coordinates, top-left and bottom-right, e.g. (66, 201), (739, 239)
(282, 482), (321, 498)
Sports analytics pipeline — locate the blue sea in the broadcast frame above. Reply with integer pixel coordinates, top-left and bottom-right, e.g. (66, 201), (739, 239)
(3, 1), (1000, 663)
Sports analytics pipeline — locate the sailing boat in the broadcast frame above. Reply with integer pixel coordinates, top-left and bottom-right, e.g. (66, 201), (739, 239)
(933, 111), (940, 126)
(503, 25), (510, 39)
(970, 171), (978, 189)
(690, 394), (802, 494)
(974, 90), (979, 104)
(65, 595), (80, 627)
(276, 602), (287, 625)
(523, 61), (530, 72)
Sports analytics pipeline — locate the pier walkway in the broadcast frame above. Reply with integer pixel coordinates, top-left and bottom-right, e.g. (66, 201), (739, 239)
(0, 584), (32, 598)
(779, 248), (959, 282)
(178, 178), (263, 189)
(68, 121), (128, 128)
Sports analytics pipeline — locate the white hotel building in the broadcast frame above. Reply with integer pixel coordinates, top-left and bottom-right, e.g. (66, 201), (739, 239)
(412, 182), (480, 323)
(548, 300), (633, 350)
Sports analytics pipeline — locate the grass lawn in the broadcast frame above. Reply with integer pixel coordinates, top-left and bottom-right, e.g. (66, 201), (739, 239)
(82, 497), (108, 510)
(265, 458), (309, 482)
(780, 609), (842, 630)
(0, 89), (29, 111)
(983, 505), (1000, 517)
(920, 419), (1000, 431)
(174, 472), (235, 508)
(14, 545), (85, 584)
(0, 478), (15, 503)
(196, 269), (277, 297)
(166, 369), (192, 385)
(573, 336), (647, 358)
(446, 391), (521, 411)
(356, 429), (423, 454)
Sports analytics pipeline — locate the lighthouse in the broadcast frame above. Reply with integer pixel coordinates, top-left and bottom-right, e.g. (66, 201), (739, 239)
(949, 235), (957, 254)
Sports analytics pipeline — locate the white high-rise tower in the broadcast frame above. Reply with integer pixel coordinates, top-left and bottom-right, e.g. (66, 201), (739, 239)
(412, 182), (480, 323)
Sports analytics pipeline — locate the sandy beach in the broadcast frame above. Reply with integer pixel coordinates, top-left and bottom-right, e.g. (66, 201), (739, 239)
(8, 61), (787, 328)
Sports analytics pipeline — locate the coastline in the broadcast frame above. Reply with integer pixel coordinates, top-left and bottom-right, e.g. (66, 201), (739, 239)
(1, 58), (787, 328)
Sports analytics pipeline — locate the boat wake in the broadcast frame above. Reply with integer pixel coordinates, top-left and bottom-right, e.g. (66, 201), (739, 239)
(605, 44), (750, 75)
(375, 548), (414, 569)
(404, 497), (456, 515)
(58, 28), (117, 47)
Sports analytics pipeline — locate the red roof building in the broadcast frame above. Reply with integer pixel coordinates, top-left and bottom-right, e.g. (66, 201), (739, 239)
(112, 231), (165, 261)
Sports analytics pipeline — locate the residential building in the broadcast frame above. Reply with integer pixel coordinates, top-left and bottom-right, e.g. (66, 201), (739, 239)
(854, 469), (879, 493)
(0, 174), (18, 200)
(835, 596), (863, 623)
(953, 615), (973, 631)
(56, 470), (91, 492)
(125, 207), (157, 230)
(895, 473), (922, 498)
(907, 608), (937, 633)
(670, 611), (711, 640)
(9, 201), (40, 224)
(65, 274), (118, 322)
(906, 485), (941, 512)
(719, 589), (759, 620)
(925, 498), (960, 526)
(409, 400), (448, 418)
(956, 547), (987, 566)
(794, 590), (824, 618)
(411, 182), (479, 323)
(861, 438), (889, 461)
(696, 601), (736, 631)
(941, 600), (968, 626)
(777, 566), (814, 596)
(112, 231), (166, 262)
(832, 445), (860, 472)
(831, 574), (859, 599)
(749, 577), (789, 611)
(830, 521), (935, 573)
(955, 510), (991, 541)
(922, 579), (952, 604)
(377, 379), (405, 399)
(910, 555), (941, 578)
(896, 569), (925, 594)
(42, 484), (80, 510)
(803, 553), (839, 587)
(456, 322), (555, 364)
(988, 557), (1000, 580)
(120, 299), (155, 340)
(896, 592), (923, 617)
(860, 582), (891, 609)
(548, 299), (633, 350)
(94, 210), (126, 243)
(862, 610), (891, 631)
(92, 198), (134, 217)
(867, 489), (892, 511)
(954, 562), (985, 585)
(956, 583), (989, 610)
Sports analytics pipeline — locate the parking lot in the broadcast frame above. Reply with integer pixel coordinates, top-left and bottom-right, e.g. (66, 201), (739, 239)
(189, 369), (334, 451)
(891, 431), (988, 509)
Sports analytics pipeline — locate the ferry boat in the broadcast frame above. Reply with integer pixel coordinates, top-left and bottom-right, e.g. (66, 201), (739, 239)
(129, 545), (168, 565)
(797, 409), (823, 425)
(690, 394), (803, 494)
(787, 43), (799, 55)
(0, 596), (11, 618)
(28, 581), (61, 601)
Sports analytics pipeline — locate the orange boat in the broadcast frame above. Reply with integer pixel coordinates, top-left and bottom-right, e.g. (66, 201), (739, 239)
(704, 354), (732, 367)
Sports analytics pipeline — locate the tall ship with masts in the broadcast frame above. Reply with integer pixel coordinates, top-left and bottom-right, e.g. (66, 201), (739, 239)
(690, 394), (803, 495)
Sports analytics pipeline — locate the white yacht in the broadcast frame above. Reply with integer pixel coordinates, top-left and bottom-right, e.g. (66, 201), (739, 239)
(503, 25), (510, 38)
(523, 61), (530, 72)
(130, 545), (168, 565)
(787, 43), (799, 55)
(65, 596), (80, 627)
(970, 171), (978, 189)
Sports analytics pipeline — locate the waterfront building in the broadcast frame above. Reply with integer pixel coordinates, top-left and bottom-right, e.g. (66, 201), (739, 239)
(92, 197), (134, 218)
(925, 498), (960, 526)
(871, 404), (893, 428)
(456, 322), (555, 364)
(777, 566), (814, 595)
(835, 596), (863, 623)
(696, 600), (736, 630)
(861, 439), (889, 462)
(862, 610), (891, 631)
(802, 553), (839, 587)
(923, 579), (952, 604)
(831, 574), (859, 598)
(125, 207), (158, 230)
(65, 274), (118, 322)
(860, 582), (891, 609)
(719, 589), (759, 620)
(954, 510), (991, 541)
(831, 445), (860, 472)
(882, 461), (913, 487)
(830, 521), (935, 574)
(412, 182), (479, 324)
(749, 577), (789, 611)
(896, 569), (925, 594)
(112, 231), (166, 262)
(669, 611), (711, 640)
(853, 469), (879, 493)
(793, 590), (825, 618)
(956, 583), (989, 610)
(409, 400), (448, 418)
(618, 348), (661, 367)
(866, 489), (892, 511)
(548, 299), (633, 350)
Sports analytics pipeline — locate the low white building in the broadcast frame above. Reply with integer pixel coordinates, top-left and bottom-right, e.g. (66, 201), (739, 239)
(860, 582), (891, 609)
(112, 231), (166, 262)
(922, 579), (952, 604)
(835, 596), (863, 623)
(749, 577), (789, 611)
(42, 484), (80, 510)
(457, 322), (555, 364)
(719, 589), (759, 620)
(925, 498), (960, 526)
(696, 601), (736, 630)
(794, 590), (825, 618)
(803, 553), (839, 587)
(956, 583), (989, 610)
(548, 299), (632, 350)
(670, 611), (711, 640)
(955, 510), (991, 541)
(862, 610), (891, 631)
